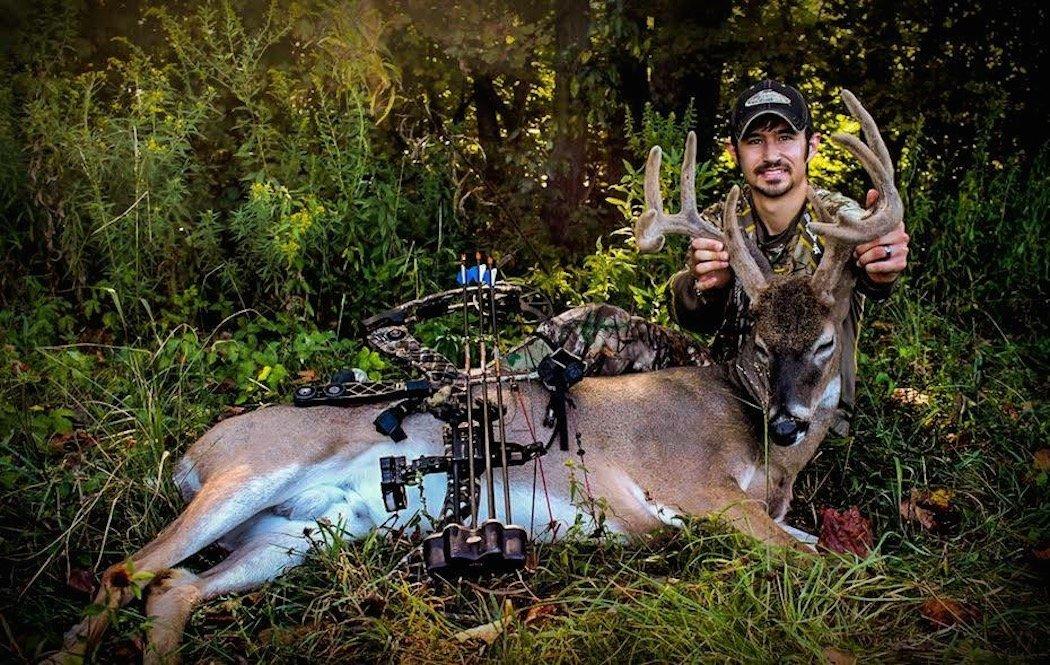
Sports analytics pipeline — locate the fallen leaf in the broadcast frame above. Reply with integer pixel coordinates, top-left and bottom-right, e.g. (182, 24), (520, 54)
(524, 603), (560, 628)
(297, 368), (318, 383)
(817, 507), (873, 557)
(1033, 449), (1050, 472)
(823, 647), (858, 665)
(900, 488), (959, 533)
(49, 430), (99, 454)
(891, 387), (932, 408)
(920, 596), (979, 628)
(67, 568), (95, 594)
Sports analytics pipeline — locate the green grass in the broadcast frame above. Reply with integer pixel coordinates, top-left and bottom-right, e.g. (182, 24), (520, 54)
(1, 273), (1047, 663)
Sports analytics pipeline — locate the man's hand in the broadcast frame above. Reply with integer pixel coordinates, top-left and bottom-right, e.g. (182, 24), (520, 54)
(854, 188), (909, 284)
(688, 237), (731, 292)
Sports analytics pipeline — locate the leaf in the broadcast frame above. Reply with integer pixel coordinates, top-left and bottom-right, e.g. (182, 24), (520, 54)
(890, 387), (932, 407)
(296, 368), (318, 383)
(900, 488), (959, 533)
(67, 568), (95, 594)
(920, 596), (979, 628)
(523, 603), (560, 628)
(817, 506), (873, 557)
(257, 365), (272, 382)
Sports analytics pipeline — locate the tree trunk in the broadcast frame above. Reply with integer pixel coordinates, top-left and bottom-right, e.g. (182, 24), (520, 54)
(545, 0), (591, 247)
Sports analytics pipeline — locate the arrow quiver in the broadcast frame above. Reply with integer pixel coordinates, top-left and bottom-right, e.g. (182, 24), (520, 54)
(294, 252), (577, 578)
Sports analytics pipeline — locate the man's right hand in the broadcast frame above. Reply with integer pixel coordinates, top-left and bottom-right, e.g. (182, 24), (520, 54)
(687, 238), (731, 292)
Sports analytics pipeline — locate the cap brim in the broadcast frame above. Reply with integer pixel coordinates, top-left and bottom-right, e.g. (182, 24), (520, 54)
(736, 109), (805, 142)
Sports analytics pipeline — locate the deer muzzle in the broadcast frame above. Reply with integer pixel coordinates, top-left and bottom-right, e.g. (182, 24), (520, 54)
(769, 415), (808, 447)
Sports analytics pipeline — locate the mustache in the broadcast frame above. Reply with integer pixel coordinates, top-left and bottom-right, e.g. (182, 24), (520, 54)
(755, 161), (791, 175)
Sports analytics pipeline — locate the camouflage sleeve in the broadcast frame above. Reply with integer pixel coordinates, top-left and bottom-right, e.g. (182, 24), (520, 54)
(813, 189), (897, 302)
(666, 200), (732, 334)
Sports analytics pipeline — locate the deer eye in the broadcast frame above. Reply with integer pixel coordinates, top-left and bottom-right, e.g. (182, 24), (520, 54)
(814, 339), (834, 357)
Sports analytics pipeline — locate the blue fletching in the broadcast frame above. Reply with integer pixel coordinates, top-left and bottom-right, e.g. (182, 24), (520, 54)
(455, 264), (495, 285)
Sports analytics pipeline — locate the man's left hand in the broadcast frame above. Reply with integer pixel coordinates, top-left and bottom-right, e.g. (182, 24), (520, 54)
(853, 188), (909, 284)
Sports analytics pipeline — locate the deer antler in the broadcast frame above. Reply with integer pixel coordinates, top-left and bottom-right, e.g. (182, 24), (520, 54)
(809, 90), (904, 302)
(634, 131), (769, 301)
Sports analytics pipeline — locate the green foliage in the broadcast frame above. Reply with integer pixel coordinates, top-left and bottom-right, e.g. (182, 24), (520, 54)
(0, 1), (1047, 662)
(11, 0), (459, 335)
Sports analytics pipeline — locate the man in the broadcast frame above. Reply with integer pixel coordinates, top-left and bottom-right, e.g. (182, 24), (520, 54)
(668, 79), (909, 435)
(362, 80), (908, 440)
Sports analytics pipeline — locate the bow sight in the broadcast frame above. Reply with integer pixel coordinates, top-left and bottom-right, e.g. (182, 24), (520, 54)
(294, 252), (579, 578)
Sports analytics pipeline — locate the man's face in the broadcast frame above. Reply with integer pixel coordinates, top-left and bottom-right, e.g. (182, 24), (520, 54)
(728, 117), (819, 198)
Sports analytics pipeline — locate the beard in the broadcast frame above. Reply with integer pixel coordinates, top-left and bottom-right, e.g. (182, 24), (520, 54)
(749, 161), (797, 198)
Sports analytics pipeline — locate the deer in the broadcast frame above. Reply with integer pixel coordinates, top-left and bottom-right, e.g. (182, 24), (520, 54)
(43, 90), (902, 664)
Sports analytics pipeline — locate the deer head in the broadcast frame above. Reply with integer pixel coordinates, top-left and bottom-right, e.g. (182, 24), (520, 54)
(635, 90), (903, 449)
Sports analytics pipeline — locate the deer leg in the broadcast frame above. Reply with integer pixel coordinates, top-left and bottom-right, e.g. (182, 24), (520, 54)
(709, 492), (813, 551)
(143, 486), (378, 664)
(143, 527), (312, 665)
(45, 466), (292, 664)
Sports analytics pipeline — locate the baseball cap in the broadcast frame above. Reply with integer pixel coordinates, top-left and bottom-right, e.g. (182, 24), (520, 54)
(730, 79), (811, 143)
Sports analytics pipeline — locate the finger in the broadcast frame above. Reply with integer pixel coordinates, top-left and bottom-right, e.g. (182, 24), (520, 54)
(860, 244), (909, 266)
(692, 249), (730, 263)
(855, 226), (908, 256)
(693, 261), (730, 276)
(856, 246), (888, 267)
(690, 237), (725, 251)
(865, 188), (879, 208)
(697, 271), (730, 291)
(864, 256), (907, 274)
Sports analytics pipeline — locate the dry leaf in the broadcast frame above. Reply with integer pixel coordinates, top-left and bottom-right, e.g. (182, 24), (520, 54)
(524, 603), (560, 628)
(900, 488), (958, 533)
(920, 596), (979, 628)
(297, 368), (318, 383)
(823, 647), (858, 665)
(891, 387), (932, 407)
(817, 507), (873, 557)
(67, 568), (95, 594)
(1033, 449), (1050, 472)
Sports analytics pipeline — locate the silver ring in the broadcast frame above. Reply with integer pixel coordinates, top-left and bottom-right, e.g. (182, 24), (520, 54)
(883, 244), (893, 259)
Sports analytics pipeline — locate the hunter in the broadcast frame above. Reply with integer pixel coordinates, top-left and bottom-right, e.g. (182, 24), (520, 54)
(528, 79), (909, 438)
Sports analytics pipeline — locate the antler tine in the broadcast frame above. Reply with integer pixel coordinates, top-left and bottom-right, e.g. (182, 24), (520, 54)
(807, 90), (903, 246)
(681, 131), (698, 215)
(809, 90), (904, 303)
(806, 186), (853, 303)
(634, 133), (723, 253)
(721, 185), (770, 302)
(842, 89), (893, 178)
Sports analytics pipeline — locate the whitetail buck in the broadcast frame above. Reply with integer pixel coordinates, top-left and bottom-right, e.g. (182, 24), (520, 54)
(45, 90), (902, 664)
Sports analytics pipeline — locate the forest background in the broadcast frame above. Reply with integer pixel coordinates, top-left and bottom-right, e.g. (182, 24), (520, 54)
(0, 1), (1047, 662)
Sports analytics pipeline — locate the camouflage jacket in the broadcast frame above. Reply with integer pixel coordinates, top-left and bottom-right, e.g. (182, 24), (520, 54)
(667, 186), (895, 437)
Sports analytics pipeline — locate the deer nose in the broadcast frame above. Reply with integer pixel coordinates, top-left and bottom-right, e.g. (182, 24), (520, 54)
(770, 417), (807, 446)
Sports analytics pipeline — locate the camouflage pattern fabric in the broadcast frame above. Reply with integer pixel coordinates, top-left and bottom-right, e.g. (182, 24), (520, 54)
(366, 325), (461, 384)
(503, 303), (711, 376)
